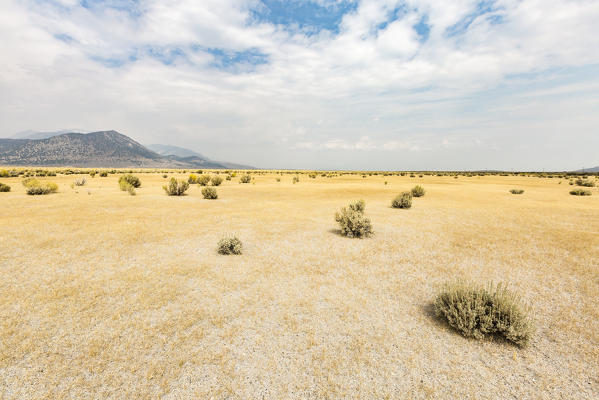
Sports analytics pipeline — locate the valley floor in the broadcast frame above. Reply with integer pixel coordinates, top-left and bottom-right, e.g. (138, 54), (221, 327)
(1, 172), (598, 399)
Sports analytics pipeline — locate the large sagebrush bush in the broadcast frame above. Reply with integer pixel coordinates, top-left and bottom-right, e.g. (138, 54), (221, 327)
(119, 174), (141, 188)
(0, 183), (10, 192)
(570, 189), (591, 196)
(433, 281), (533, 347)
(163, 178), (189, 196)
(198, 175), (211, 186)
(217, 236), (243, 255)
(335, 200), (373, 238)
(239, 174), (251, 183)
(23, 179), (58, 195)
(411, 185), (425, 197)
(201, 187), (218, 199)
(392, 192), (412, 209)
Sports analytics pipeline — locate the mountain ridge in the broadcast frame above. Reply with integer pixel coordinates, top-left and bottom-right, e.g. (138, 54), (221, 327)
(0, 130), (253, 169)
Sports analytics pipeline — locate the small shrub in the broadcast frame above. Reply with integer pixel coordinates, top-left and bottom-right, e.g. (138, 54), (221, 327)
(119, 174), (141, 188)
(0, 170), (9, 178)
(0, 183), (10, 192)
(433, 281), (533, 347)
(162, 174), (168, 178)
(240, 174), (251, 183)
(23, 179), (58, 195)
(411, 185), (425, 197)
(335, 200), (373, 238)
(198, 175), (211, 186)
(293, 176), (299, 184)
(570, 189), (591, 196)
(100, 171), (108, 177)
(202, 187), (218, 199)
(188, 174), (198, 184)
(163, 178), (189, 196)
(73, 177), (86, 186)
(217, 236), (243, 255)
(226, 175), (232, 181)
(211, 176), (223, 186)
(392, 192), (412, 209)
(510, 189), (524, 194)
(575, 179), (595, 187)
(276, 178), (281, 182)
(89, 171), (96, 178)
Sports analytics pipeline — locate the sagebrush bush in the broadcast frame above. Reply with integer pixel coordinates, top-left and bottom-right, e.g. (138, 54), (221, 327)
(23, 179), (58, 195)
(0, 183), (10, 192)
(119, 174), (141, 188)
(197, 175), (210, 186)
(202, 187), (218, 199)
(240, 174), (251, 183)
(0, 170), (8, 178)
(293, 176), (300, 184)
(211, 176), (223, 186)
(433, 281), (533, 347)
(570, 189), (591, 196)
(510, 189), (524, 194)
(73, 177), (86, 186)
(392, 192), (412, 209)
(188, 174), (198, 184)
(411, 185), (425, 197)
(100, 171), (108, 177)
(335, 200), (373, 238)
(217, 236), (243, 255)
(163, 178), (189, 196)
(575, 179), (595, 187)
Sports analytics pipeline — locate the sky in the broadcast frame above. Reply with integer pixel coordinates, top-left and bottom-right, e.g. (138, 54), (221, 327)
(1, 0), (598, 170)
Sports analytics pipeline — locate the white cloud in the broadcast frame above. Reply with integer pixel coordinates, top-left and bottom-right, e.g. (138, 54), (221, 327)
(1, 0), (599, 170)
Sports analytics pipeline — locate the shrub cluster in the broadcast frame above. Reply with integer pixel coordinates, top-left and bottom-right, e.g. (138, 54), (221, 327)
(335, 200), (373, 238)
(163, 178), (189, 196)
(433, 281), (533, 347)
(217, 236), (243, 255)
(411, 185), (425, 197)
(575, 179), (595, 187)
(202, 187), (218, 199)
(570, 189), (592, 196)
(0, 183), (10, 192)
(23, 179), (58, 195)
(392, 192), (412, 209)
(510, 189), (524, 194)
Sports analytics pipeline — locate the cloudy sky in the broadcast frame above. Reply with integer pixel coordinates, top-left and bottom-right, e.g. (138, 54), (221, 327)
(1, 0), (598, 170)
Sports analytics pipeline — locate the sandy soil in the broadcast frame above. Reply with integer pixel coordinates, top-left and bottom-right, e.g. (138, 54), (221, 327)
(0, 171), (598, 399)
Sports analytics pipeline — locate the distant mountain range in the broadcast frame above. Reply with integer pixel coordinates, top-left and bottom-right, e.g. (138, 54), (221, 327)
(0, 130), (253, 169)
(574, 166), (599, 173)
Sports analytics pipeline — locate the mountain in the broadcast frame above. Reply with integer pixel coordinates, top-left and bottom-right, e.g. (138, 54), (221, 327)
(573, 166), (599, 173)
(147, 144), (208, 159)
(0, 130), (251, 168)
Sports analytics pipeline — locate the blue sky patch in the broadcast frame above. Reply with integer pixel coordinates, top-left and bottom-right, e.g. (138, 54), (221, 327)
(445, 0), (501, 37)
(250, 0), (357, 34)
(80, 0), (142, 17)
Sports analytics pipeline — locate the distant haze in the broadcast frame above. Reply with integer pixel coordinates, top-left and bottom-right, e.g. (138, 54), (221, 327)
(1, 0), (598, 170)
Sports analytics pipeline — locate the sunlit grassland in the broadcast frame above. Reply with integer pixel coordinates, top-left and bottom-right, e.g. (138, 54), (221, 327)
(0, 170), (598, 399)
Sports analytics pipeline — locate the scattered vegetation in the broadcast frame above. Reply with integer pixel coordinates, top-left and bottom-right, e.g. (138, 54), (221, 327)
(392, 192), (413, 209)
(0, 183), (10, 192)
(217, 236), (243, 255)
(163, 178), (190, 196)
(575, 179), (595, 187)
(23, 179), (58, 195)
(433, 281), (533, 347)
(201, 187), (218, 199)
(411, 185), (425, 197)
(335, 200), (373, 238)
(570, 189), (592, 196)
(510, 189), (524, 194)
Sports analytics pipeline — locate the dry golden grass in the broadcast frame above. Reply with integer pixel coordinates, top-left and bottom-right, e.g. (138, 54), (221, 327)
(0, 171), (598, 399)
